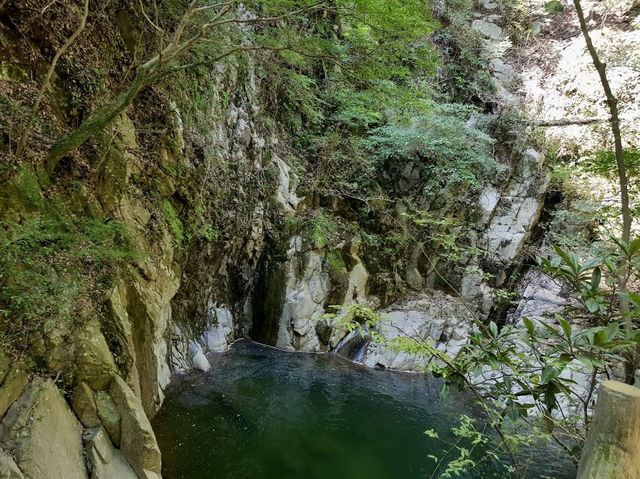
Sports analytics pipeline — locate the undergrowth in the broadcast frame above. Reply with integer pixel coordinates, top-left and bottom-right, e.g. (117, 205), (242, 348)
(0, 169), (136, 355)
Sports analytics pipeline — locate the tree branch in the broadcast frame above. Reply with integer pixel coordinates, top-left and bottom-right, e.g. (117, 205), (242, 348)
(572, 0), (634, 382)
(46, 1), (337, 167)
(14, 0), (90, 161)
(535, 117), (610, 127)
(138, 0), (163, 34)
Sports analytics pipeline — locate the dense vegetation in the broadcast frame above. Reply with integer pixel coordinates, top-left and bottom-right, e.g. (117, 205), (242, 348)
(1, 0), (502, 349)
(0, 0), (638, 477)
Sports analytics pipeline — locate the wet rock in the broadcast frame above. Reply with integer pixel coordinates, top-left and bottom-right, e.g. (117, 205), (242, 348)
(203, 306), (235, 352)
(190, 344), (212, 372)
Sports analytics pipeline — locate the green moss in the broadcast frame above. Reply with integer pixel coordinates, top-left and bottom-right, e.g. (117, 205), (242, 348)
(15, 168), (45, 210)
(326, 250), (347, 275)
(0, 168), (136, 355)
(544, 1), (564, 14)
(307, 212), (338, 249)
(161, 199), (184, 245)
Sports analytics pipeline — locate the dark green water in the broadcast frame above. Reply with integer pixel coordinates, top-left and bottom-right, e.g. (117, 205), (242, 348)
(153, 340), (575, 479)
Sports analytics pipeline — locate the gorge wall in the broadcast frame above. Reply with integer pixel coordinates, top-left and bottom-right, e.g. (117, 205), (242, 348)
(0, 0), (638, 477)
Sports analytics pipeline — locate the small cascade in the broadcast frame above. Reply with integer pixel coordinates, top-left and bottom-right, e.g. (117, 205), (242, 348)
(333, 329), (371, 363)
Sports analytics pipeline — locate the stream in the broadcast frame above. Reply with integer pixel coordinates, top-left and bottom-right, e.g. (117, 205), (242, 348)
(153, 340), (576, 479)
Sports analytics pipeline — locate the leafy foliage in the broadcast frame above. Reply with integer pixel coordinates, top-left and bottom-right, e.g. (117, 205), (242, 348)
(366, 105), (498, 197)
(331, 239), (640, 475)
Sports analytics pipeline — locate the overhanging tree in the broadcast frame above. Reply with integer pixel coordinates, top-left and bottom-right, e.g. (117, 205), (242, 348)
(40, 0), (435, 174)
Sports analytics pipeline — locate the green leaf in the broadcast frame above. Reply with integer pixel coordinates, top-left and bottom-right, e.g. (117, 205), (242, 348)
(439, 382), (449, 399)
(605, 322), (621, 341)
(585, 298), (600, 313)
(625, 292), (640, 308)
(541, 366), (559, 383)
(522, 317), (535, 335)
(424, 429), (439, 439)
(610, 236), (630, 256)
(489, 321), (498, 337)
(582, 258), (602, 271)
(629, 238), (640, 257)
(553, 245), (576, 272)
(505, 401), (519, 422)
(594, 329), (607, 346)
(540, 319), (561, 337)
(591, 267), (601, 292)
(544, 381), (559, 412)
(576, 354), (604, 368)
(558, 317), (572, 340)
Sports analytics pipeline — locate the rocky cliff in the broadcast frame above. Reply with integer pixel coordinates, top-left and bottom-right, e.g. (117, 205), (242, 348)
(0, 0), (637, 476)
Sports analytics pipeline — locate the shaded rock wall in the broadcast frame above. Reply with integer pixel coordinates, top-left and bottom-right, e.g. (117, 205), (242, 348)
(4, 0), (631, 476)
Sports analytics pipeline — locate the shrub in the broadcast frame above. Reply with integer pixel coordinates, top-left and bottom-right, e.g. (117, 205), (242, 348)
(366, 105), (499, 198)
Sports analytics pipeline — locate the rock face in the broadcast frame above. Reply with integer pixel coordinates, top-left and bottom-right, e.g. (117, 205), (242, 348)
(472, 19), (504, 40)
(95, 390), (122, 448)
(170, 305), (236, 374)
(108, 376), (162, 479)
(272, 236), (374, 352)
(84, 427), (138, 479)
(460, 1), (550, 320)
(0, 449), (23, 479)
(277, 246), (332, 351)
(72, 382), (102, 429)
(510, 270), (569, 323)
(0, 379), (87, 479)
(0, 358), (27, 419)
(361, 293), (474, 371)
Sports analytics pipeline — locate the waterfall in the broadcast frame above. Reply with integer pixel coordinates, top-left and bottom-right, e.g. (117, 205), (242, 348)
(334, 329), (371, 363)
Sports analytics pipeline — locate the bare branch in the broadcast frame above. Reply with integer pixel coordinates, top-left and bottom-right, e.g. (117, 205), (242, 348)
(534, 114), (636, 127)
(42, 0), (59, 13)
(138, 0), (164, 34)
(573, 0), (634, 383)
(48, 0), (335, 165)
(193, 1), (238, 14)
(535, 117), (611, 127)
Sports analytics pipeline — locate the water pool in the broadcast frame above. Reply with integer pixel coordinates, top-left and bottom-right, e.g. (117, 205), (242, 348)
(153, 340), (575, 479)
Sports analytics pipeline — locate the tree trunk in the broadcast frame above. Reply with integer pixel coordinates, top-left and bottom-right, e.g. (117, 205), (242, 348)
(573, 0), (634, 382)
(577, 381), (640, 479)
(47, 67), (152, 174)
